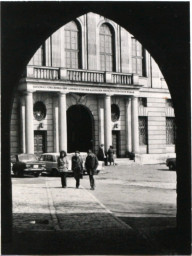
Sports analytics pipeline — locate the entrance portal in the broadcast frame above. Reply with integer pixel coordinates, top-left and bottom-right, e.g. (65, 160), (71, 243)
(67, 105), (94, 153)
(112, 131), (120, 157)
(34, 130), (47, 155)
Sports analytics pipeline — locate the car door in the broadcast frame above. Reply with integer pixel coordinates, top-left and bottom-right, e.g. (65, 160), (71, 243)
(46, 155), (54, 172)
(39, 154), (48, 171)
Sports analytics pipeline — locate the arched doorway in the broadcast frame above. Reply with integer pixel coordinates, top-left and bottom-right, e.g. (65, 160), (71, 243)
(67, 105), (94, 153)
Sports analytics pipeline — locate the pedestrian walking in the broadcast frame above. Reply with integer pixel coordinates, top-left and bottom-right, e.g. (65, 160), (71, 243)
(107, 145), (115, 166)
(72, 150), (83, 189)
(85, 149), (99, 190)
(97, 144), (107, 166)
(57, 150), (69, 188)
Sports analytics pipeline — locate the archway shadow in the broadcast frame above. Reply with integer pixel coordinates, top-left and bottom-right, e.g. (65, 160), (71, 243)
(3, 213), (189, 255)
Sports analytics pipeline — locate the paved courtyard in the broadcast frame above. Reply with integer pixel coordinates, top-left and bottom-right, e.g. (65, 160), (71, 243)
(3, 163), (183, 255)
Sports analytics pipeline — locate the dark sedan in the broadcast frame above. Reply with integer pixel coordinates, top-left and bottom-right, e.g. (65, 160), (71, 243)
(166, 158), (176, 170)
(11, 154), (46, 177)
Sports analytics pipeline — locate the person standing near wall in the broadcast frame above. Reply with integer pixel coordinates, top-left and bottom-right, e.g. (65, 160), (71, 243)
(72, 150), (83, 189)
(107, 145), (115, 166)
(97, 144), (107, 166)
(85, 149), (99, 190)
(57, 150), (69, 188)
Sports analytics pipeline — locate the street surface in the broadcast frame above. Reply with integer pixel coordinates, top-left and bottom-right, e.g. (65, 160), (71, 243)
(84, 163), (176, 217)
(6, 163), (178, 255)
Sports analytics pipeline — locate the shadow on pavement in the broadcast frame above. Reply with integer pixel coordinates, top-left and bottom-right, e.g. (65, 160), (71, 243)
(2, 213), (176, 255)
(157, 169), (176, 172)
(3, 214), (190, 255)
(119, 216), (190, 255)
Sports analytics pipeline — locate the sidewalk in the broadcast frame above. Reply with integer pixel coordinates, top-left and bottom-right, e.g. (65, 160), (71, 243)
(3, 177), (176, 254)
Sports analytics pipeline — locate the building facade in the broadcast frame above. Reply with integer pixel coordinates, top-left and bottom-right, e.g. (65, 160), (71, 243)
(11, 12), (176, 163)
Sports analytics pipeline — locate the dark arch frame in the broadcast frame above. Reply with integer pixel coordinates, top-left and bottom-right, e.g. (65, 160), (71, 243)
(67, 104), (95, 153)
(2, 2), (190, 253)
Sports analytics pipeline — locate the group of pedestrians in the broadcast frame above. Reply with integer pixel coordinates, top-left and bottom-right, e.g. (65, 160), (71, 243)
(57, 144), (115, 190)
(57, 149), (98, 190)
(97, 144), (115, 166)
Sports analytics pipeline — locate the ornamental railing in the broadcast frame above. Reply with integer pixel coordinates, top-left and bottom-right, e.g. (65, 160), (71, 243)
(112, 73), (133, 85)
(25, 66), (138, 85)
(67, 69), (105, 83)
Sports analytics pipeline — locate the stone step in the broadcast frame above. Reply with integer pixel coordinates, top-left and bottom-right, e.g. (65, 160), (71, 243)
(114, 158), (134, 165)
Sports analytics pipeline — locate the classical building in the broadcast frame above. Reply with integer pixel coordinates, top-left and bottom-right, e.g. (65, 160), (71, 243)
(11, 12), (176, 163)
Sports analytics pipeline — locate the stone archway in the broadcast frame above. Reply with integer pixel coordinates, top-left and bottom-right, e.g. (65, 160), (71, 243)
(2, 2), (190, 252)
(67, 105), (94, 153)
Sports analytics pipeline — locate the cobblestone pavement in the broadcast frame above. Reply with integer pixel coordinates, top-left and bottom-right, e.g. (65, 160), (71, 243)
(13, 177), (131, 232)
(8, 176), (162, 255)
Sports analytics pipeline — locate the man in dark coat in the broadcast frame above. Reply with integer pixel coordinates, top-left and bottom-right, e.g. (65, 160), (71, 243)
(97, 144), (107, 166)
(72, 151), (83, 189)
(85, 149), (99, 190)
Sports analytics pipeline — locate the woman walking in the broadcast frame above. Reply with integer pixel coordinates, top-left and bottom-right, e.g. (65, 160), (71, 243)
(57, 150), (69, 188)
(72, 150), (83, 189)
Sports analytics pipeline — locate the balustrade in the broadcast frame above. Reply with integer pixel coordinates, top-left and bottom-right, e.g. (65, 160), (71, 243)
(67, 69), (105, 83)
(112, 73), (133, 85)
(34, 67), (59, 80)
(26, 66), (134, 86)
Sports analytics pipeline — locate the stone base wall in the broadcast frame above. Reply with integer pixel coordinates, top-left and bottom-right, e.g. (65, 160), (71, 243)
(135, 153), (176, 164)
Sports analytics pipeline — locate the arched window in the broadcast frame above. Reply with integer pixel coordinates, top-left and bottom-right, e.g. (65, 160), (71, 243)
(99, 23), (115, 71)
(64, 21), (81, 69)
(132, 38), (146, 76)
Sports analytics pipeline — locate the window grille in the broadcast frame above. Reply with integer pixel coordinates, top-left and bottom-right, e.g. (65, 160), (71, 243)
(166, 99), (173, 108)
(65, 21), (80, 69)
(132, 38), (146, 76)
(99, 23), (114, 71)
(139, 97), (147, 107)
(33, 101), (47, 121)
(166, 117), (176, 144)
(139, 117), (148, 145)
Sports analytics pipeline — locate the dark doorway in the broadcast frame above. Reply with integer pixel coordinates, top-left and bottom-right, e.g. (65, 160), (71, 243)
(34, 130), (47, 155)
(112, 131), (120, 157)
(67, 105), (94, 153)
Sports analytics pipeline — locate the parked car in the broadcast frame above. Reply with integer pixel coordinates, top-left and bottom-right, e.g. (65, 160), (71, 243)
(166, 158), (176, 170)
(39, 152), (105, 176)
(11, 154), (46, 177)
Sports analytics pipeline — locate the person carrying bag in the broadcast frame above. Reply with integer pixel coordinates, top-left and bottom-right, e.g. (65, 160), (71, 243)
(57, 150), (69, 188)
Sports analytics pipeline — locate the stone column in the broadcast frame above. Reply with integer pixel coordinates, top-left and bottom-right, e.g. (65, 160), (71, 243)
(20, 96), (26, 153)
(54, 99), (59, 152)
(98, 97), (104, 146)
(131, 96), (139, 154)
(59, 92), (67, 152)
(25, 90), (34, 153)
(125, 97), (132, 152)
(104, 94), (112, 151)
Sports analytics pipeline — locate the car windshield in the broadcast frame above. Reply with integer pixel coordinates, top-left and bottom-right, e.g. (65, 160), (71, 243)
(18, 154), (38, 162)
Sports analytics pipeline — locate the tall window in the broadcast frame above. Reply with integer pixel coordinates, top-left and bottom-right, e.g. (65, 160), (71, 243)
(65, 21), (80, 69)
(100, 23), (114, 71)
(132, 38), (146, 76)
(166, 117), (176, 144)
(139, 117), (148, 145)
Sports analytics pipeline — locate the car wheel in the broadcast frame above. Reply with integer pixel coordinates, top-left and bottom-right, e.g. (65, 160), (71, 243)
(169, 163), (175, 170)
(15, 170), (23, 177)
(34, 173), (40, 177)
